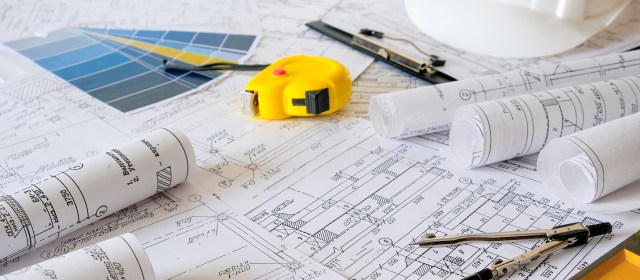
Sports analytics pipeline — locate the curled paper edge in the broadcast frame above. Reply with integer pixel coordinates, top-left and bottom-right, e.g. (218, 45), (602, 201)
(538, 138), (640, 214)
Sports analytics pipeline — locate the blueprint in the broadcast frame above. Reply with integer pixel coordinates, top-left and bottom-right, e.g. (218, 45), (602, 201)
(245, 132), (640, 279)
(1, 233), (155, 280)
(450, 75), (640, 168)
(0, 0), (261, 41)
(0, 123), (345, 280)
(99, 59), (640, 279)
(1, 0), (640, 279)
(368, 50), (640, 139)
(0, 54), (637, 278)
(0, 127), (195, 264)
(538, 113), (640, 213)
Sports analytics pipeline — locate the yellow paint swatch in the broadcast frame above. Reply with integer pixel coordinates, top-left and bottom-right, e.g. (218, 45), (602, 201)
(582, 249), (640, 280)
(83, 30), (233, 66)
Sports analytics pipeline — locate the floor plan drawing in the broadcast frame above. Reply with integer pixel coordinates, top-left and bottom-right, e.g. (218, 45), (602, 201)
(450, 74), (640, 168)
(1, 233), (154, 280)
(0, 127), (194, 264)
(1, 178), (346, 280)
(0, 120), (342, 279)
(247, 135), (638, 279)
(1, 0), (640, 279)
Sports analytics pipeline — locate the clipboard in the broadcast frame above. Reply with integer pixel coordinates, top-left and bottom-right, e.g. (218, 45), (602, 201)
(305, 20), (455, 84)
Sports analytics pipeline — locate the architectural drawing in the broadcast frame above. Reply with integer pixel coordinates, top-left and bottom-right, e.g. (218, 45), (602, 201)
(538, 113), (640, 213)
(367, 50), (640, 139)
(1, 233), (154, 280)
(137, 186), (345, 280)
(0, 124), (345, 280)
(1, 0), (639, 279)
(0, 127), (194, 264)
(450, 75), (640, 167)
(0, 0), (262, 42)
(247, 136), (638, 279)
(2, 58), (637, 280)
(96, 64), (640, 279)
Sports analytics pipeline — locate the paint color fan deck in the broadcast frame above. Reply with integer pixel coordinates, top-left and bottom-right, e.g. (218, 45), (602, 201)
(5, 28), (257, 113)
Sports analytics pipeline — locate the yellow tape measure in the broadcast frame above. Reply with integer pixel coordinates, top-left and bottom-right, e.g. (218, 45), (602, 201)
(240, 55), (351, 119)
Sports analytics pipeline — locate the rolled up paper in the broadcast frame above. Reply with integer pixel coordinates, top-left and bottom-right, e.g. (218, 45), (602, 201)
(0, 127), (195, 264)
(538, 113), (640, 213)
(368, 50), (640, 139)
(0, 233), (155, 279)
(449, 75), (640, 168)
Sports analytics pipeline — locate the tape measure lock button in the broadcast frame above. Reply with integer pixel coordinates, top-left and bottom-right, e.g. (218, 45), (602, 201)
(241, 55), (351, 119)
(304, 88), (330, 114)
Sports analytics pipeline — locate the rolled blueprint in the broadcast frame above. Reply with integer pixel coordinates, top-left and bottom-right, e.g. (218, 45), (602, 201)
(0, 233), (154, 279)
(0, 127), (195, 264)
(538, 113), (640, 213)
(449, 75), (640, 168)
(368, 50), (640, 138)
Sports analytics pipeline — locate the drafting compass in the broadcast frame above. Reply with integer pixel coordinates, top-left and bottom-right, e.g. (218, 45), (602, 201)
(413, 222), (612, 280)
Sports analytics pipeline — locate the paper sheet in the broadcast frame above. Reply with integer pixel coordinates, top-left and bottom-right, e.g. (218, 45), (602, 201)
(80, 58), (640, 279)
(0, 127), (195, 263)
(2, 0), (640, 279)
(449, 75), (640, 168)
(538, 113), (640, 213)
(2, 60), (640, 280)
(0, 0), (262, 41)
(138, 184), (347, 280)
(244, 128), (640, 280)
(0, 123), (345, 280)
(0, 233), (154, 280)
(368, 50), (640, 138)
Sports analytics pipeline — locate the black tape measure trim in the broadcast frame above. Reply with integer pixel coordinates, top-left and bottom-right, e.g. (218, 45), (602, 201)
(163, 59), (270, 72)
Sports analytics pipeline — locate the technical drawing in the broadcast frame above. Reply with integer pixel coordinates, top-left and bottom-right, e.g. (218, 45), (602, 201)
(0, 128), (194, 264)
(95, 59), (640, 279)
(1, 180), (345, 280)
(1, 233), (154, 280)
(156, 166), (172, 192)
(135, 189), (344, 279)
(538, 112), (640, 213)
(247, 136), (633, 279)
(1, 0), (639, 279)
(368, 50), (640, 139)
(450, 75), (640, 167)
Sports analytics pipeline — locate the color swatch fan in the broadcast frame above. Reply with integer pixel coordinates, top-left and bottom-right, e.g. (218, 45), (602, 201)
(4, 28), (259, 113)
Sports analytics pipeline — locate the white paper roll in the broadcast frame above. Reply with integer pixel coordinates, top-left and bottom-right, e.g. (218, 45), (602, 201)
(0, 127), (195, 263)
(538, 113), (640, 213)
(0, 233), (155, 280)
(368, 50), (640, 139)
(556, 153), (597, 203)
(449, 75), (640, 168)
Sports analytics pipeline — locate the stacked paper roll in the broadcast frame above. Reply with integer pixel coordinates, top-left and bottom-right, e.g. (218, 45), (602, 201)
(537, 113), (640, 213)
(0, 127), (195, 264)
(368, 50), (640, 139)
(0, 233), (155, 279)
(449, 75), (640, 168)
(447, 73), (640, 212)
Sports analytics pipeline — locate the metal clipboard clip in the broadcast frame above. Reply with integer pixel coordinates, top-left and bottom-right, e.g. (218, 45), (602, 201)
(351, 30), (445, 75)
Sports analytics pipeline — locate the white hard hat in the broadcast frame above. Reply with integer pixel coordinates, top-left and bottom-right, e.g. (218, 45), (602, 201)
(405, 0), (630, 58)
